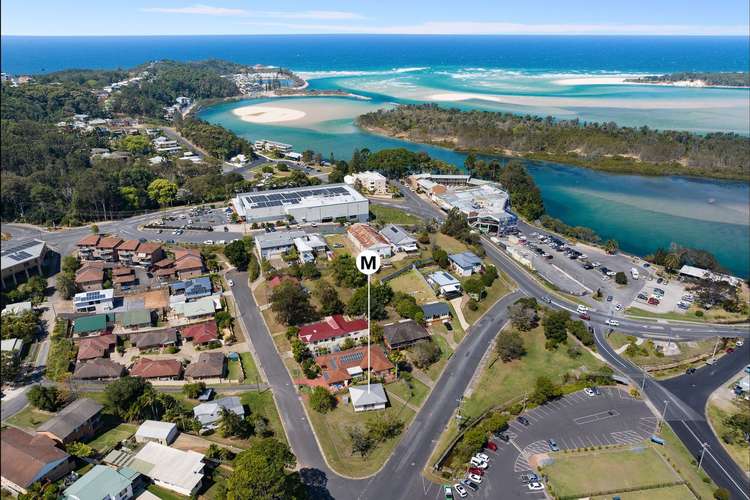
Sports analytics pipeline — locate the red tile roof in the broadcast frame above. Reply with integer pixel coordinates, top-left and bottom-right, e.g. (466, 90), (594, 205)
(137, 242), (162, 255)
(153, 258), (174, 268)
(130, 358), (182, 379)
(96, 236), (123, 249)
(0, 428), (70, 489)
(112, 266), (134, 276)
(75, 266), (104, 284)
(172, 248), (201, 260)
(298, 315), (368, 344)
(315, 346), (393, 386)
(76, 334), (116, 361)
(117, 239), (140, 251)
(181, 321), (218, 344)
(113, 274), (137, 284)
(77, 235), (100, 247)
(174, 254), (203, 272)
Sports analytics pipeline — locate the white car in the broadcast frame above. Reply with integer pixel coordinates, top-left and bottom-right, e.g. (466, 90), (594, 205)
(217, 240), (226, 245)
(528, 482), (545, 491)
(475, 452), (490, 462)
(584, 387), (596, 397)
(736, 339), (744, 347)
(605, 319), (620, 327)
(203, 240), (214, 245)
(615, 304), (623, 311)
(467, 473), (483, 484)
(469, 457), (488, 469)
(591, 261), (601, 267)
(453, 484), (468, 498)
(576, 304), (589, 313)
(227, 280), (234, 287)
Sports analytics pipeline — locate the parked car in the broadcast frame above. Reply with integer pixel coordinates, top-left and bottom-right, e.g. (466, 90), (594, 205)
(607, 295), (613, 302)
(227, 280), (234, 287)
(637, 293), (648, 300)
(548, 439), (560, 452)
(605, 319), (620, 327)
(579, 313), (591, 320)
(685, 367), (697, 375)
(467, 473), (483, 484)
(486, 441), (498, 451)
(443, 321), (453, 331)
(541, 296), (552, 304)
(453, 483), (467, 498)
(475, 452), (490, 462)
(517, 416), (530, 426)
(726, 347), (735, 354)
(584, 387), (596, 397)
(496, 433), (510, 442)
(528, 482), (545, 491)
(519, 472), (539, 484)
(443, 485), (453, 499)
(203, 240), (214, 245)
(461, 479), (478, 492)
(468, 467), (485, 476)
(469, 457), (487, 469)
(735, 339), (743, 347)
(648, 297), (660, 305)
(615, 304), (623, 311)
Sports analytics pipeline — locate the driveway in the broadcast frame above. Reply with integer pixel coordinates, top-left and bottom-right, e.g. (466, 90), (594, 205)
(425, 388), (656, 499)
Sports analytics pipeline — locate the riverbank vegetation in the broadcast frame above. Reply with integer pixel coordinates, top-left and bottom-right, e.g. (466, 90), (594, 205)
(625, 71), (749, 87)
(357, 104), (750, 181)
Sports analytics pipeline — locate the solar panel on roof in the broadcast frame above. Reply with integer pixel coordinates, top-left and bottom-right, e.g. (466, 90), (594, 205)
(2, 239), (42, 257)
(340, 352), (365, 364)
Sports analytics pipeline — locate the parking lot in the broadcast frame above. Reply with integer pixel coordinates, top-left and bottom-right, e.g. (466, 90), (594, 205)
(432, 387), (657, 499)
(632, 277), (692, 314)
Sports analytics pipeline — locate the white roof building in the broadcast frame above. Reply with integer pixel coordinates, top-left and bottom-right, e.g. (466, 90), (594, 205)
(131, 442), (205, 496)
(135, 420), (179, 445)
(344, 171), (388, 194)
(0, 338), (24, 354)
(2, 301), (32, 316)
(349, 384), (388, 412)
(73, 289), (115, 313)
(433, 184), (517, 234)
(379, 224), (418, 252)
(2, 239), (48, 290)
(678, 265), (740, 287)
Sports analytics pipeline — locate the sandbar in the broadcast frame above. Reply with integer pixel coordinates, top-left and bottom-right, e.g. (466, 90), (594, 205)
(232, 105), (306, 124)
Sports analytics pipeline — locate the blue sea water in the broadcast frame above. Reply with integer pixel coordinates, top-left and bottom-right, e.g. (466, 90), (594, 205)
(3, 35), (749, 276)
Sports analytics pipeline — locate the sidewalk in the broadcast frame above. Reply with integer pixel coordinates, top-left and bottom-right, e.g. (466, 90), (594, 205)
(450, 297), (470, 331)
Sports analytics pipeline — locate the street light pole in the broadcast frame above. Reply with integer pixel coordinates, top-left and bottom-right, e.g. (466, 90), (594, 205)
(698, 442), (709, 471)
(660, 400), (670, 430)
(710, 337), (721, 365)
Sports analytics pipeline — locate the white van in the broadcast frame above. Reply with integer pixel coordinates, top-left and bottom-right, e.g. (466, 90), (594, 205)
(576, 304), (589, 313)
(630, 268), (640, 280)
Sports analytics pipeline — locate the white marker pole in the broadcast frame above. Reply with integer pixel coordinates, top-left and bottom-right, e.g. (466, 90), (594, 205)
(356, 250), (382, 394)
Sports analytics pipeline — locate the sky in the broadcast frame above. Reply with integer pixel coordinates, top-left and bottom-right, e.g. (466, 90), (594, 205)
(2, 0), (749, 36)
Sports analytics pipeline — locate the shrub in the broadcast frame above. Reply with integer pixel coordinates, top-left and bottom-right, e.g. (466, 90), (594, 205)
(695, 310), (704, 317)
(309, 387), (337, 413)
(467, 299), (479, 311)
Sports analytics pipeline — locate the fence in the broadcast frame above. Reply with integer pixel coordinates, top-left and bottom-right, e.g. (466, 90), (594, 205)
(380, 258), (435, 283)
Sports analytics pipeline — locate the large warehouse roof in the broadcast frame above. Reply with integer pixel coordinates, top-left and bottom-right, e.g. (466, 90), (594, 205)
(1, 239), (46, 271)
(233, 183), (368, 221)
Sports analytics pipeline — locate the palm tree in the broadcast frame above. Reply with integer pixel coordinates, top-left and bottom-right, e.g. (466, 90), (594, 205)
(664, 253), (682, 273)
(604, 239), (619, 255)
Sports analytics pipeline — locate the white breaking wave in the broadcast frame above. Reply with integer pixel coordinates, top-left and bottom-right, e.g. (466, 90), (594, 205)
(297, 67), (429, 79)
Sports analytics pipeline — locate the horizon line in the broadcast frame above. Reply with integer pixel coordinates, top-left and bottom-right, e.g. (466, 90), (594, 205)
(2, 33), (749, 38)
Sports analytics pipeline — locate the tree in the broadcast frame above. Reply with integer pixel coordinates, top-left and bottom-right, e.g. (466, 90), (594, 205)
(481, 265), (498, 287)
(604, 239), (619, 255)
(104, 376), (150, 418)
(431, 247), (449, 268)
(147, 178), (178, 208)
(714, 488), (731, 500)
(614, 272), (628, 285)
(118, 134), (152, 154)
(340, 337), (356, 351)
(290, 337), (312, 364)
(224, 240), (249, 270)
(508, 301), (538, 331)
(270, 281), (317, 326)
(664, 252), (682, 272)
(365, 414), (404, 441)
(348, 426), (374, 457)
(495, 331), (526, 362)
(309, 387), (337, 413)
(455, 426), (487, 463)
(183, 381), (206, 399)
(463, 276), (485, 300)
(1, 310), (39, 344)
(248, 254), (260, 281)
(66, 441), (94, 458)
(410, 341), (441, 369)
(543, 310), (570, 348)
(219, 407), (253, 438)
(530, 376), (562, 405)
(371, 323), (384, 343)
(346, 283), (393, 320)
(226, 438), (306, 500)
(331, 254), (366, 288)
(61, 255), (81, 275)
(314, 281), (344, 316)
(28, 385), (62, 411)
(567, 320), (594, 346)
(0, 351), (20, 384)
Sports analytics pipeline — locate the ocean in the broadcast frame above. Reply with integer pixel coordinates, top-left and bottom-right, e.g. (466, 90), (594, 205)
(3, 35), (749, 276)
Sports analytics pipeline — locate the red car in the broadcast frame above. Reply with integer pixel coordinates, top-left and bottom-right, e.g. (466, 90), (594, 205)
(468, 467), (485, 476)
(726, 347), (735, 354)
(579, 313), (591, 320)
(648, 297), (660, 305)
(486, 442), (498, 451)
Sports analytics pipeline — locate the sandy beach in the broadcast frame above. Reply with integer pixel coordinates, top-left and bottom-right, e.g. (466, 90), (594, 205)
(552, 76), (631, 85)
(232, 105), (306, 124)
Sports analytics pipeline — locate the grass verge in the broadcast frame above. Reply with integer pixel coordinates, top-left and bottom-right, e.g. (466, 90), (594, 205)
(369, 204), (421, 225)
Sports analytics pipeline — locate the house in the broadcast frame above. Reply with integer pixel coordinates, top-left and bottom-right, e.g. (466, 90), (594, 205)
(298, 315), (369, 354)
(254, 230), (308, 259)
(181, 321), (219, 345)
(293, 233), (328, 263)
(2, 239), (49, 290)
(0, 428), (73, 494)
(344, 171), (388, 195)
(135, 421), (179, 446)
(76, 334), (116, 361)
(192, 396), (244, 429)
(171, 296), (218, 320)
(62, 465), (140, 500)
(184, 352), (225, 380)
(130, 358), (183, 380)
(75, 264), (105, 291)
(349, 383), (388, 412)
(37, 398), (103, 444)
(169, 276), (212, 302)
(380, 224), (418, 253)
(74, 289), (114, 313)
(116, 240), (140, 265)
(153, 258), (177, 281)
(427, 271), (462, 298)
(134, 242), (165, 268)
(383, 319), (431, 350)
(130, 442), (205, 496)
(421, 302), (451, 323)
(347, 223), (392, 258)
(73, 313), (113, 336)
(95, 236), (123, 262)
(72, 358), (126, 380)
(131, 328), (177, 350)
(112, 266), (137, 289)
(1, 338), (24, 357)
(173, 249), (204, 279)
(117, 309), (153, 330)
(2, 301), (32, 316)
(449, 251), (483, 277)
(314, 346), (394, 390)
(76, 235), (100, 260)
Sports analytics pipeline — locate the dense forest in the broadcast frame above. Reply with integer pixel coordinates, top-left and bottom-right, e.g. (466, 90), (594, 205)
(35, 68), (131, 87)
(357, 104), (750, 180)
(1, 82), (103, 121)
(176, 117), (255, 160)
(328, 147), (459, 183)
(625, 72), (750, 87)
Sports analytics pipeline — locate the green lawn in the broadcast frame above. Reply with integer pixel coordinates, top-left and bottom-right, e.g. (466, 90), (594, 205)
(656, 424), (717, 498)
(424, 334), (454, 381)
(461, 324), (604, 419)
(388, 269), (436, 304)
(591, 485), (696, 500)
(625, 307), (705, 322)
(619, 337), (720, 369)
(240, 352), (262, 384)
(386, 376), (430, 407)
(147, 484), (187, 500)
(227, 359), (243, 381)
(430, 311), (465, 344)
(543, 447), (680, 498)
(88, 422), (137, 452)
(607, 331), (635, 350)
(462, 270), (514, 325)
(3, 406), (54, 430)
(707, 403), (750, 474)
(369, 204), (420, 225)
(240, 390), (286, 443)
(431, 233), (469, 254)
(304, 392), (416, 477)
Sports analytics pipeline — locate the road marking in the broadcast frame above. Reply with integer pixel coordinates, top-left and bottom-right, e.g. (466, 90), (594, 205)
(574, 410), (621, 425)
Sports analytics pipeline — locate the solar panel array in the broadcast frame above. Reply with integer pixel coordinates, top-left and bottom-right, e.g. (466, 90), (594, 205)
(340, 351), (365, 364)
(2, 239), (44, 262)
(7, 251), (32, 262)
(244, 186), (351, 208)
(78, 290), (109, 302)
(186, 282), (211, 297)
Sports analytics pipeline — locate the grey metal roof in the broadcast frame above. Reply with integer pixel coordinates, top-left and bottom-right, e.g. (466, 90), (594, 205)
(37, 398), (103, 440)
(349, 383), (388, 407)
(449, 251), (482, 270)
(421, 302), (451, 318)
(1, 239), (46, 271)
(193, 396), (244, 426)
(379, 224), (417, 246)
(383, 319), (431, 347)
(255, 230), (308, 249)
